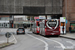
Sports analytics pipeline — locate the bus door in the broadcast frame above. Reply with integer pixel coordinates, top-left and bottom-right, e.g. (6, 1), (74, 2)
(42, 23), (45, 35)
(40, 23), (42, 34)
(36, 22), (40, 33)
(40, 22), (45, 35)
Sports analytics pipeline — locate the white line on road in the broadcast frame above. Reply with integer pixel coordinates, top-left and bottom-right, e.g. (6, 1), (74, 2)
(9, 29), (17, 43)
(28, 34), (48, 50)
(10, 34), (17, 44)
(12, 34), (17, 44)
(65, 41), (75, 49)
(66, 41), (75, 46)
(44, 38), (66, 49)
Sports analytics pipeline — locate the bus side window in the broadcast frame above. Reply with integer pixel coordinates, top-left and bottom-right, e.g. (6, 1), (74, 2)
(39, 23), (40, 28)
(58, 21), (59, 27)
(40, 23), (41, 28)
(34, 23), (37, 28)
(57, 21), (59, 27)
(38, 24), (40, 26)
(40, 23), (42, 28)
(41, 23), (44, 28)
(44, 24), (45, 28)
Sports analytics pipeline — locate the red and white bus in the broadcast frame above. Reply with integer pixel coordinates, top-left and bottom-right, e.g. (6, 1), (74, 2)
(39, 19), (60, 36)
(32, 21), (40, 34)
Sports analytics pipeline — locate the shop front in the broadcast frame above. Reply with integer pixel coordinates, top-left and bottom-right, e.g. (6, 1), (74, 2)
(70, 21), (75, 33)
(14, 21), (31, 28)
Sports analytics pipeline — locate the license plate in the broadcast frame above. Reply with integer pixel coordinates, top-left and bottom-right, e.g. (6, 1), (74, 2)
(51, 33), (55, 35)
(19, 31), (23, 33)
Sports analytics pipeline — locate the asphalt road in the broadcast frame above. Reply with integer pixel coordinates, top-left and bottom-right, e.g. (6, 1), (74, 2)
(0, 28), (75, 50)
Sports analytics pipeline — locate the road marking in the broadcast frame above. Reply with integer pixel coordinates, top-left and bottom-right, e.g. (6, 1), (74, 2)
(66, 41), (75, 46)
(10, 34), (17, 44)
(44, 38), (66, 49)
(66, 46), (74, 49)
(5, 29), (17, 44)
(28, 34), (48, 50)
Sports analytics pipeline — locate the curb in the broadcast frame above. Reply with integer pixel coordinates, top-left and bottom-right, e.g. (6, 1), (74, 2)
(0, 43), (14, 49)
(60, 36), (75, 40)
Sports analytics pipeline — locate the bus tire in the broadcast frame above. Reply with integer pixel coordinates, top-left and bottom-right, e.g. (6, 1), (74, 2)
(57, 35), (59, 37)
(33, 32), (34, 33)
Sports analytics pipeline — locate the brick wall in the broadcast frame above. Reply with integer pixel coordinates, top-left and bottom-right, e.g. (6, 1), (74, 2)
(63, 0), (75, 31)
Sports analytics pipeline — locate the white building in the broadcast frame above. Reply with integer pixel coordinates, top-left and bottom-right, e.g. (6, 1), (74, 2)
(0, 16), (10, 28)
(14, 15), (28, 28)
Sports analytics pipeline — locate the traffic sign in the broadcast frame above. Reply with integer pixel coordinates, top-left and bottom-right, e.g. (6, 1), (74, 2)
(5, 32), (11, 38)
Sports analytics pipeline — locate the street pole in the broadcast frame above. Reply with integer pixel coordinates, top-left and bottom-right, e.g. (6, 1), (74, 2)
(30, 17), (31, 31)
(7, 33), (9, 43)
(7, 38), (9, 43)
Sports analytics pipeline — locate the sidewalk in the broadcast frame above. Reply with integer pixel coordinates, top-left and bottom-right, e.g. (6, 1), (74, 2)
(60, 33), (75, 40)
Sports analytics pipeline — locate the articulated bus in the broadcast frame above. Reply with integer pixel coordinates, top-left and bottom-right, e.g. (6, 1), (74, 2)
(39, 19), (60, 36)
(32, 21), (40, 34)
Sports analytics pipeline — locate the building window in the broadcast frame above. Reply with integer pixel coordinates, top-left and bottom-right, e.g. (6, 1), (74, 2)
(2, 24), (3, 26)
(6, 24), (7, 26)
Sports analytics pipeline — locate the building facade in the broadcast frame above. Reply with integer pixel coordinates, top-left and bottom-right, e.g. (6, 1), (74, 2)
(0, 15), (10, 28)
(13, 15), (30, 28)
(0, 0), (62, 15)
(63, 0), (75, 31)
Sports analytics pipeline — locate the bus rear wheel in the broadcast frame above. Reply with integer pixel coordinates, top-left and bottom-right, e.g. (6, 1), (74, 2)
(57, 35), (60, 37)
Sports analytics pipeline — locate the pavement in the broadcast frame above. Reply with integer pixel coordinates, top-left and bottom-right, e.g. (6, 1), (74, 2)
(0, 43), (14, 49)
(60, 33), (75, 40)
